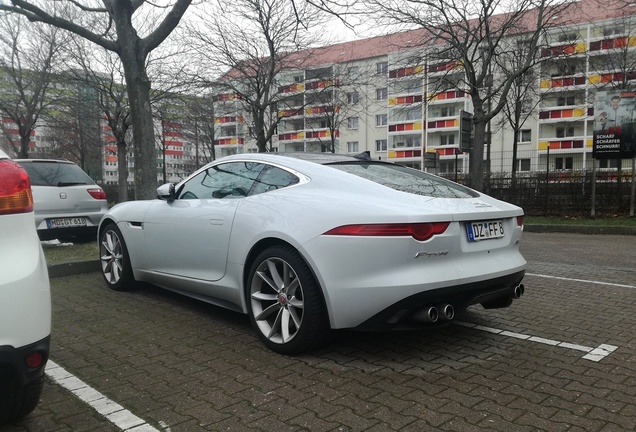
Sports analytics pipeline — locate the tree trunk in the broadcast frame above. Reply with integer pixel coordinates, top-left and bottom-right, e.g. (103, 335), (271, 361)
(117, 141), (128, 202)
(470, 120), (486, 192)
(119, 50), (157, 199)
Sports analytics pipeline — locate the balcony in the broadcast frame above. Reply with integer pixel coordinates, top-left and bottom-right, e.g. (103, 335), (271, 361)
(427, 118), (459, 130)
(589, 36), (636, 53)
(214, 137), (245, 145)
(428, 90), (467, 104)
(388, 65), (423, 79)
(278, 131), (305, 141)
(538, 137), (591, 151)
(305, 129), (338, 140)
(538, 107), (589, 122)
(388, 94), (423, 106)
(388, 122), (423, 133)
(278, 83), (305, 93)
(540, 74), (587, 90)
(540, 42), (586, 58)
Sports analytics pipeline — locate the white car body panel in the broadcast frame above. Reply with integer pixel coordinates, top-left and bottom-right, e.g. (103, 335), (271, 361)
(100, 153), (526, 331)
(0, 213), (51, 346)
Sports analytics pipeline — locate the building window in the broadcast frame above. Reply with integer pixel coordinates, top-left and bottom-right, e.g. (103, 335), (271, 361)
(376, 139), (387, 151)
(347, 92), (359, 104)
(557, 96), (575, 106)
(347, 117), (359, 129)
(347, 141), (359, 153)
(555, 157), (573, 170)
(348, 66), (359, 79)
(557, 32), (578, 42)
(556, 126), (575, 138)
(440, 106), (456, 117)
(517, 158), (531, 171)
(518, 129), (531, 143)
(599, 159), (619, 168)
(376, 114), (387, 126)
(376, 61), (388, 75)
(376, 88), (388, 100)
(440, 134), (455, 146)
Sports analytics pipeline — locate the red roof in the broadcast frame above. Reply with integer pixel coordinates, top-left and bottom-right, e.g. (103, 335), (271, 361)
(222, 0), (624, 78)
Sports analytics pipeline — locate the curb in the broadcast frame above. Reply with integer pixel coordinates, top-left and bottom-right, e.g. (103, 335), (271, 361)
(523, 224), (636, 236)
(48, 260), (101, 278)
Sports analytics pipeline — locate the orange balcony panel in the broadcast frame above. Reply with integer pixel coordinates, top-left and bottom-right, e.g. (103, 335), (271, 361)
(105, 155), (118, 162)
(104, 136), (116, 142)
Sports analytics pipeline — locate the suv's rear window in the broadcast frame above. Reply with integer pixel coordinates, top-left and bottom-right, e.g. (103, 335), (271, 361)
(326, 162), (478, 198)
(17, 161), (95, 187)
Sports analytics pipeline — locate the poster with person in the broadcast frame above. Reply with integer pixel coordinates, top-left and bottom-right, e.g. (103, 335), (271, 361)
(592, 91), (636, 159)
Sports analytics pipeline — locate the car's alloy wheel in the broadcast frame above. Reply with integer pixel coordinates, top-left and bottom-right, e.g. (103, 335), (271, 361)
(247, 245), (330, 354)
(100, 223), (135, 291)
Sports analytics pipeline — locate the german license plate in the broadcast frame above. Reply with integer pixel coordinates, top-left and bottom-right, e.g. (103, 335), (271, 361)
(46, 217), (87, 229)
(466, 220), (504, 241)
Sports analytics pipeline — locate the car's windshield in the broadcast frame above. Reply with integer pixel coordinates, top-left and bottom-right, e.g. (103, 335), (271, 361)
(326, 162), (478, 198)
(17, 161), (95, 187)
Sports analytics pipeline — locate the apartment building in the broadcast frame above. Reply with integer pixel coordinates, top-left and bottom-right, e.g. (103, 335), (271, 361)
(214, 0), (635, 178)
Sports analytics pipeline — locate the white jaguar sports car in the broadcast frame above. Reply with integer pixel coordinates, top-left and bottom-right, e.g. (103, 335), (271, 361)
(99, 153), (526, 354)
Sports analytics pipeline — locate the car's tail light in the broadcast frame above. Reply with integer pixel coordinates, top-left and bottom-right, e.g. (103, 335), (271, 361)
(0, 160), (33, 215)
(516, 216), (524, 227)
(324, 222), (450, 241)
(25, 351), (44, 369)
(87, 188), (107, 200)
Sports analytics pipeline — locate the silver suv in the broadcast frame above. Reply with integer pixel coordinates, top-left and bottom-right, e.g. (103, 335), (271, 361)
(0, 149), (51, 423)
(15, 159), (108, 241)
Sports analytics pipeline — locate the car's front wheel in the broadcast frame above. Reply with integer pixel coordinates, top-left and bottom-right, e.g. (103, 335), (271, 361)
(247, 245), (330, 355)
(99, 223), (135, 291)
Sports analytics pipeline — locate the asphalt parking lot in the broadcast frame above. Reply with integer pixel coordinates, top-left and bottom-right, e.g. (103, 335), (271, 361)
(6, 232), (636, 432)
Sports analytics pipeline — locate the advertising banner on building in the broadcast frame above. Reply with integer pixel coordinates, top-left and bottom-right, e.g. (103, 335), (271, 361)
(592, 91), (636, 159)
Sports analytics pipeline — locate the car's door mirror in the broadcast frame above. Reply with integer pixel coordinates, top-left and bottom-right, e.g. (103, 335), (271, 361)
(157, 183), (176, 202)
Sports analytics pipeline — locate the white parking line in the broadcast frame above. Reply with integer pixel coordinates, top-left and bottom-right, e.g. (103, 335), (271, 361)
(455, 321), (618, 362)
(45, 360), (159, 431)
(526, 273), (636, 289)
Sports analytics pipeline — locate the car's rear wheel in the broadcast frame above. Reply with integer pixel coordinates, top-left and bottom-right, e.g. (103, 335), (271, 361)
(247, 245), (330, 355)
(100, 223), (135, 291)
(0, 371), (43, 424)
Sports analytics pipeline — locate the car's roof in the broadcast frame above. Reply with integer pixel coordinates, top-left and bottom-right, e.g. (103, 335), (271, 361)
(218, 152), (378, 166)
(271, 152), (374, 164)
(14, 158), (74, 164)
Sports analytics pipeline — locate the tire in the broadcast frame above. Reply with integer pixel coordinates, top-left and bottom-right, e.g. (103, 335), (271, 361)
(246, 245), (331, 355)
(99, 223), (135, 291)
(0, 373), (43, 424)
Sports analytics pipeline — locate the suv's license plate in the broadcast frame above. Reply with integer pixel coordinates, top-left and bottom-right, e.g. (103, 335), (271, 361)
(466, 220), (504, 241)
(47, 217), (87, 228)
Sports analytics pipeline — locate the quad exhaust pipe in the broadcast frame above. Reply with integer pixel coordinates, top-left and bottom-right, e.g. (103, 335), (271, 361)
(412, 303), (455, 323)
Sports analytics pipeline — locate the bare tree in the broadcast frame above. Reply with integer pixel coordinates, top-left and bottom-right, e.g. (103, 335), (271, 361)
(0, 13), (64, 158)
(365, 0), (575, 191)
(188, 0), (327, 153)
(0, 0), (193, 199)
(65, 39), (132, 200)
(181, 95), (216, 168)
(45, 79), (102, 176)
(499, 42), (540, 199)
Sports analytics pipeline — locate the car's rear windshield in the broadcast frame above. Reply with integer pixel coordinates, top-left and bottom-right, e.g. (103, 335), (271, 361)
(17, 161), (95, 187)
(326, 162), (479, 198)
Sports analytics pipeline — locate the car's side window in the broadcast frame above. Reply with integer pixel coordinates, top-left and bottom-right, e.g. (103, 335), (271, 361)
(250, 165), (300, 196)
(178, 162), (264, 199)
